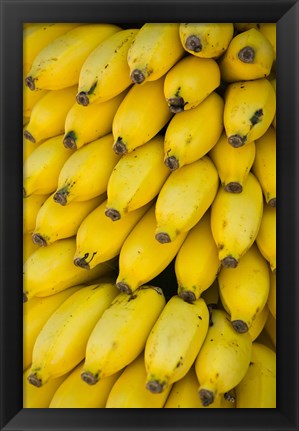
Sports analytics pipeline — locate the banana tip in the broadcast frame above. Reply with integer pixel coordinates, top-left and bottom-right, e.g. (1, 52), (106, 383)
(164, 156), (179, 171)
(23, 292), (28, 303)
(76, 92), (89, 106)
(53, 192), (67, 206)
(116, 281), (132, 294)
(199, 388), (214, 407)
(74, 257), (90, 270)
(167, 97), (185, 113)
(63, 132), (77, 150)
(23, 129), (36, 143)
(268, 197), (276, 207)
(238, 46), (255, 63)
(224, 182), (243, 193)
(32, 233), (47, 247)
(178, 290), (196, 303)
(221, 256), (238, 268)
(113, 138), (127, 155)
(228, 134), (246, 148)
(155, 232), (171, 244)
(185, 35), (202, 53)
(146, 380), (164, 394)
(81, 371), (98, 385)
(25, 76), (35, 91)
(28, 373), (42, 387)
(105, 208), (121, 221)
(231, 319), (249, 333)
(130, 69), (145, 84)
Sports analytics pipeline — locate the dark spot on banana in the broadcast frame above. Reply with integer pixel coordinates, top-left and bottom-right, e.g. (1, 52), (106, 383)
(238, 46), (255, 63)
(250, 109), (263, 126)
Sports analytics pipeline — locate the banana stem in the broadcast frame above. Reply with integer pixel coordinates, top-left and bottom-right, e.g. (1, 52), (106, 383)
(63, 131), (77, 150)
(27, 373), (42, 387)
(112, 138), (127, 155)
(130, 69), (145, 84)
(105, 208), (121, 221)
(224, 182), (243, 193)
(116, 281), (132, 294)
(221, 256), (238, 268)
(231, 319), (249, 333)
(164, 156), (179, 171)
(185, 35), (202, 53)
(199, 388), (215, 406)
(76, 92), (89, 106)
(32, 233), (47, 247)
(81, 371), (98, 385)
(167, 97), (185, 113)
(155, 232), (171, 244)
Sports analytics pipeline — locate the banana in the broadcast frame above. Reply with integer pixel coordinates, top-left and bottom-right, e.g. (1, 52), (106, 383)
(270, 78), (276, 128)
(256, 203), (276, 271)
(77, 29), (138, 106)
(25, 24), (120, 91)
(208, 131), (256, 193)
(259, 23), (276, 60)
(106, 354), (171, 408)
(23, 237), (116, 301)
(32, 193), (106, 246)
(81, 285), (166, 384)
(195, 308), (252, 407)
(28, 282), (119, 387)
(235, 342), (276, 407)
(23, 193), (49, 233)
(23, 285), (81, 370)
(49, 363), (121, 408)
(74, 200), (151, 270)
(248, 305), (269, 342)
(155, 156), (219, 243)
(23, 85), (48, 119)
(23, 233), (39, 263)
(210, 172), (263, 268)
(219, 28), (274, 82)
(179, 23), (234, 58)
(223, 78), (276, 147)
(175, 211), (221, 302)
(163, 92), (224, 170)
(53, 134), (120, 205)
(218, 243), (270, 333)
(265, 312), (276, 348)
(63, 91), (126, 150)
(144, 296), (209, 393)
(251, 125), (276, 207)
(115, 205), (188, 294)
(105, 135), (170, 221)
(112, 76), (172, 155)
(23, 86), (78, 143)
(23, 127), (41, 162)
(23, 135), (72, 197)
(267, 270), (276, 319)
(127, 23), (184, 85)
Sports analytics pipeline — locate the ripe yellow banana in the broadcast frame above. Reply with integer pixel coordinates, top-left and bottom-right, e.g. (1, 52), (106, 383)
(74, 200), (151, 270)
(32, 193), (105, 246)
(127, 23), (184, 84)
(210, 172), (263, 268)
(23, 193), (49, 233)
(23, 86), (78, 143)
(259, 23), (276, 60)
(112, 77), (172, 155)
(267, 271), (276, 319)
(23, 237), (116, 301)
(218, 243), (270, 333)
(179, 23), (234, 58)
(163, 92), (224, 170)
(23, 233), (39, 263)
(53, 134), (120, 205)
(25, 24), (120, 91)
(219, 28), (274, 82)
(223, 78), (276, 147)
(144, 296), (209, 393)
(105, 136), (170, 221)
(23, 135), (72, 197)
(115, 205), (188, 294)
(163, 55), (221, 113)
(208, 131), (256, 193)
(77, 29), (138, 106)
(106, 354), (171, 408)
(155, 156), (219, 243)
(256, 203), (276, 272)
(49, 363), (121, 408)
(81, 285), (166, 384)
(63, 91), (126, 150)
(248, 305), (269, 341)
(235, 342), (276, 407)
(23, 85), (48, 119)
(252, 125), (276, 207)
(175, 211), (220, 302)
(28, 282), (119, 387)
(195, 308), (252, 407)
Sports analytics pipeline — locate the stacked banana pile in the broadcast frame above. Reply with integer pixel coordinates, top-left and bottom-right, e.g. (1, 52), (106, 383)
(23, 22), (276, 408)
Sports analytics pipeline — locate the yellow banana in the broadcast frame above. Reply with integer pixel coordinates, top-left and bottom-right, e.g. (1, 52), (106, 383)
(256, 204), (276, 272)
(23, 86), (78, 143)
(195, 309), (252, 406)
(81, 285), (166, 384)
(74, 200), (151, 270)
(32, 193), (105, 246)
(267, 270), (276, 319)
(235, 342), (276, 407)
(106, 354), (171, 408)
(259, 23), (276, 60)
(23, 135), (72, 197)
(53, 134), (120, 205)
(265, 312), (276, 349)
(63, 91), (126, 150)
(210, 172), (263, 268)
(112, 77), (172, 155)
(144, 296), (209, 393)
(252, 125), (276, 207)
(49, 363), (121, 408)
(219, 28), (274, 82)
(105, 135), (170, 221)
(248, 305), (269, 342)
(23, 285), (81, 370)
(115, 205), (188, 294)
(163, 92), (224, 170)
(23, 233), (39, 263)
(163, 55), (221, 113)
(23, 237), (116, 301)
(175, 211), (221, 302)
(223, 78), (276, 147)
(28, 282), (119, 387)
(23, 193), (49, 233)
(127, 23), (184, 84)
(179, 23), (234, 58)
(25, 24), (120, 91)
(155, 156), (219, 243)
(23, 85), (48, 119)
(218, 243), (270, 333)
(208, 131), (256, 193)
(77, 29), (138, 106)
(270, 78), (276, 128)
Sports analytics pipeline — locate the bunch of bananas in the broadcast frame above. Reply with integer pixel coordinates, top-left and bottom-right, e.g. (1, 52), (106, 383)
(23, 22), (277, 408)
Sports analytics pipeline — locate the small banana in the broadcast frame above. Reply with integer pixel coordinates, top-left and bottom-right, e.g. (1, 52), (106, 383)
(256, 203), (276, 271)
(248, 305), (269, 342)
(267, 271), (276, 319)
(23, 193), (49, 233)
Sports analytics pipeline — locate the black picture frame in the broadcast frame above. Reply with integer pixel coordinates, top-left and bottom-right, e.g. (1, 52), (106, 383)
(0, 0), (298, 430)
